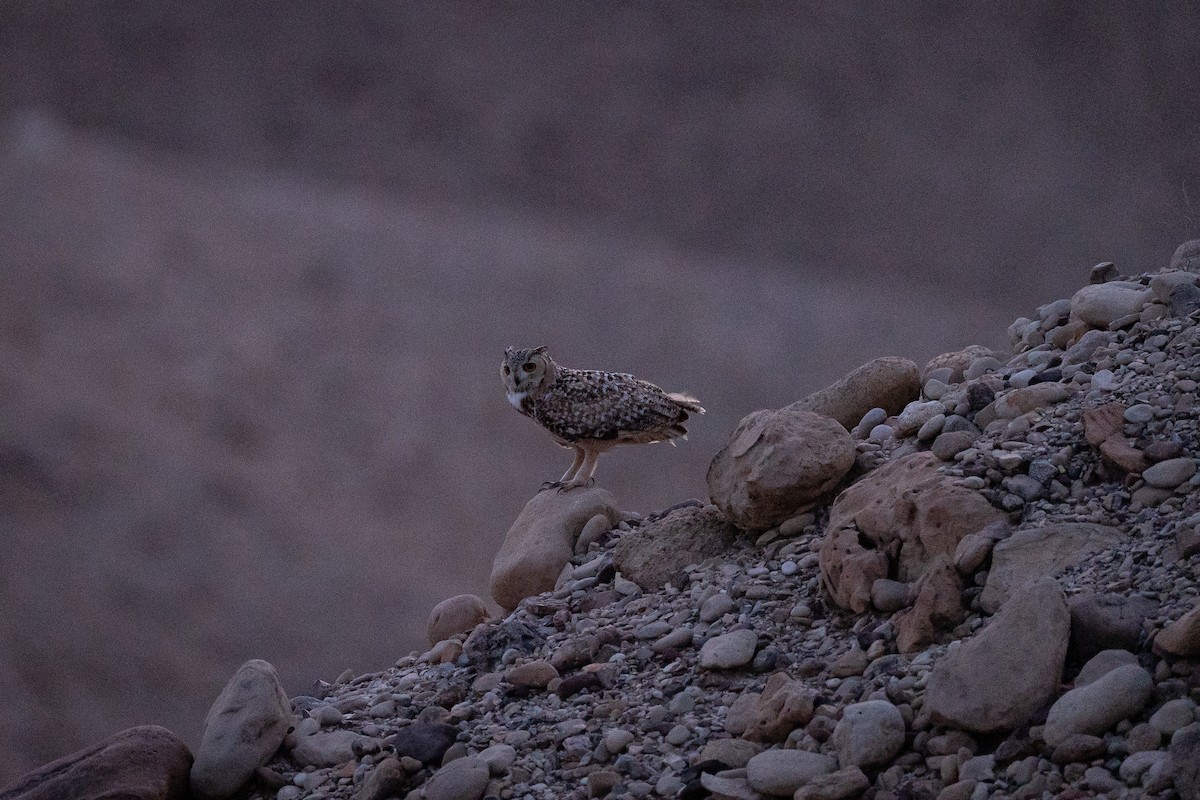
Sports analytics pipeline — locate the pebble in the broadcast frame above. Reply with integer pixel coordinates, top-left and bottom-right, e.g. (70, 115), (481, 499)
(699, 593), (735, 623)
(699, 630), (758, 669)
(1124, 403), (1155, 423)
(1142, 457), (1197, 489)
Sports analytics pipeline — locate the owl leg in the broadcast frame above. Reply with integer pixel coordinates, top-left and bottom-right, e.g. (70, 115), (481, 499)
(559, 447), (600, 491)
(541, 447), (585, 491)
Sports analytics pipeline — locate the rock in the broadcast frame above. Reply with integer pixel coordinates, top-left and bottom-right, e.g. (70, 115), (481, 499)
(1170, 238), (1200, 273)
(427, 594), (490, 645)
(575, 513), (613, 554)
(1154, 603), (1200, 657)
(290, 730), (372, 768)
(894, 555), (964, 653)
(1150, 269), (1199, 302)
(1075, 649), (1140, 686)
(1089, 261), (1119, 283)
(953, 532), (994, 575)
(922, 346), (996, 384)
(788, 356), (921, 430)
(1062, 329), (1116, 365)
(1099, 437), (1150, 473)
(424, 755), (489, 800)
(729, 672), (816, 743)
(1043, 663), (1153, 746)
(792, 766), (870, 800)
(386, 723), (459, 764)
(870, 579), (912, 613)
(993, 383), (1072, 419)
(358, 757), (406, 800)
(191, 659), (292, 800)
(820, 452), (1004, 613)
(489, 487), (620, 610)
(1070, 281), (1153, 328)
(1142, 458), (1197, 489)
(612, 504), (738, 590)
(745, 749), (836, 796)
(925, 577), (1069, 734)
(1082, 403), (1126, 446)
(1169, 723), (1200, 799)
(831, 700), (906, 768)
(0, 726), (191, 800)
(700, 739), (763, 769)
(699, 772), (759, 800)
(1050, 733), (1105, 764)
(504, 660), (559, 689)
(699, 629), (758, 669)
(1068, 592), (1157, 661)
(931, 430), (976, 461)
(981, 523), (1124, 613)
(1119, 750), (1167, 785)
(893, 400), (945, 437)
(1150, 699), (1196, 735)
(478, 744), (517, 776)
(1171, 282), (1200, 316)
(701, 592), (737, 623)
(707, 408), (855, 530)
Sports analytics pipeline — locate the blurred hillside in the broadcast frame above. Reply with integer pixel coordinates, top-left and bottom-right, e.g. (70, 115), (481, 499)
(1, 1), (1198, 784)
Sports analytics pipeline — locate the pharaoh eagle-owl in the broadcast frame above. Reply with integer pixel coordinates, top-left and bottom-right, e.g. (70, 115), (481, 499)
(501, 346), (704, 490)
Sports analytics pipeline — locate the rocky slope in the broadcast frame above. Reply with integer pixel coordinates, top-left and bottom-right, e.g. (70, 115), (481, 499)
(6, 241), (1200, 800)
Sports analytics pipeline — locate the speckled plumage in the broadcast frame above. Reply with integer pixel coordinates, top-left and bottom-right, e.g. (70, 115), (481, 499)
(501, 346), (703, 489)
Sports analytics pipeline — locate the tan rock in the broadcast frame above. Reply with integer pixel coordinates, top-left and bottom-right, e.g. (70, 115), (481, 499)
(725, 672), (816, 743)
(894, 555), (964, 653)
(1099, 437), (1149, 473)
(1083, 404), (1127, 447)
(993, 383), (1073, 419)
(925, 577), (1069, 734)
(427, 594), (490, 646)
(707, 408), (854, 531)
(612, 504), (738, 591)
(921, 346), (996, 384)
(489, 487), (620, 611)
(788, 356), (920, 430)
(504, 660), (559, 689)
(1154, 603), (1200, 657)
(819, 452), (1004, 613)
(191, 659), (292, 800)
(981, 523), (1123, 613)
(0, 726), (191, 800)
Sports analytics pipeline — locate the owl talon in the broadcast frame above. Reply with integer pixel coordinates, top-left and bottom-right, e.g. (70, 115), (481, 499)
(540, 480), (564, 491)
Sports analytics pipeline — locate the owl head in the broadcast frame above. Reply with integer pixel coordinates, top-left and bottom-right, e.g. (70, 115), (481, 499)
(502, 345), (555, 393)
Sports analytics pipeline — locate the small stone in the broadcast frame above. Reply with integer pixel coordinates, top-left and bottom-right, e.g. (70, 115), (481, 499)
(587, 770), (620, 798)
(477, 744), (517, 776)
(666, 725), (690, 746)
(1123, 403), (1155, 423)
(603, 729), (634, 755)
(792, 766), (870, 800)
(700, 738), (763, 769)
(932, 431), (976, 461)
(699, 629), (758, 669)
(700, 592), (736, 623)
(831, 700), (906, 768)
(1149, 698), (1195, 735)
(1155, 604), (1200, 657)
(504, 660), (559, 689)
(424, 756), (489, 800)
(1050, 733), (1105, 764)
(1142, 457), (1197, 489)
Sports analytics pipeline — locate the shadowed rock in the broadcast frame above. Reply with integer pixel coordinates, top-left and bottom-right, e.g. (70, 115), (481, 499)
(0, 726), (191, 800)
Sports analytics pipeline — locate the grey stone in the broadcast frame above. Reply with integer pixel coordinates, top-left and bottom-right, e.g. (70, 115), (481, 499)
(191, 659), (292, 800)
(831, 701), (905, 768)
(1043, 663), (1154, 746)
(981, 523), (1123, 613)
(424, 756), (489, 800)
(699, 630), (758, 669)
(745, 749), (837, 796)
(1142, 458), (1197, 489)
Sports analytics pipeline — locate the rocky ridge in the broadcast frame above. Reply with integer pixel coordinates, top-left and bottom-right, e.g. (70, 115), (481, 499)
(5, 239), (1200, 800)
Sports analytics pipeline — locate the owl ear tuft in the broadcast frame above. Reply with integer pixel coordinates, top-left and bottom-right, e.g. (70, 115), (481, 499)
(531, 345), (549, 355)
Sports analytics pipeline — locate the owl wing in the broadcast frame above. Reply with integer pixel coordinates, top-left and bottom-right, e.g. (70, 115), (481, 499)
(536, 371), (690, 443)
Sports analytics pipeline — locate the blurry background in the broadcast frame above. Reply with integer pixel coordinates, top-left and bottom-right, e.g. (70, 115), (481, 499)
(1, 1), (1197, 781)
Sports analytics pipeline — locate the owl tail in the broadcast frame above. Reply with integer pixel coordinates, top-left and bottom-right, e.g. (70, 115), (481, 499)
(667, 392), (705, 414)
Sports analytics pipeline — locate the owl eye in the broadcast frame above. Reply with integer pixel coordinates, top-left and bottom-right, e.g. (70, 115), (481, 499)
(502, 365), (511, 375)
(522, 362), (537, 372)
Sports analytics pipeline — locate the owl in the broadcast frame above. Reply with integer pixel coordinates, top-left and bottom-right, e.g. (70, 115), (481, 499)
(501, 346), (704, 490)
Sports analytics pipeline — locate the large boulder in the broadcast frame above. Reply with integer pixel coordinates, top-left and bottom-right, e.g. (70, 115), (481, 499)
(819, 451), (1005, 613)
(489, 487), (621, 611)
(981, 523), (1124, 613)
(190, 659), (292, 800)
(427, 594), (491, 646)
(612, 504), (738, 591)
(786, 356), (920, 430)
(725, 672), (817, 743)
(925, 577), (1069, 734)
(1070, 281), (1153, 328)
(0, 726), (191, 800)
(707, 407), (854, 531)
